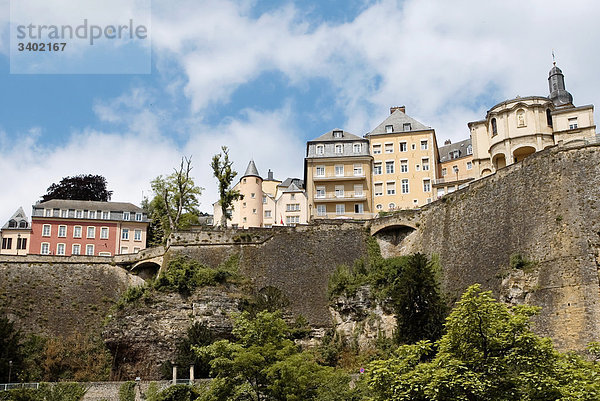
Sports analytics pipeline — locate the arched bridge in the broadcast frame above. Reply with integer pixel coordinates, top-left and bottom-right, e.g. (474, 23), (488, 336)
(369, 209), (421, 235)
(114, 246), (165, 279)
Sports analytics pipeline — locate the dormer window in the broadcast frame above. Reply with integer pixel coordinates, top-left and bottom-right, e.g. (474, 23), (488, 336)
(335, 144), (343, 154)
(466, 145), (472, 155)
(8, 220), (16, 228)
(333, 130), (343, 138)
(403, 123), (411, 131)
(385, 125), (393, 133)
(353, 143), (362, 153)
(316, 145), (324, 155)
(19, 220), (27, 228)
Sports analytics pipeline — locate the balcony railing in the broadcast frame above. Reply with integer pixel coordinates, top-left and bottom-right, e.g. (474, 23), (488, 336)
(313, 174), (367, 181)
(314, 192), (367, 202)
(313, 212), (377, 220)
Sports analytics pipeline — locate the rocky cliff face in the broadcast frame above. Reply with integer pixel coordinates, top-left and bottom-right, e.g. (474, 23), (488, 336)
(103, 285), (243, 380)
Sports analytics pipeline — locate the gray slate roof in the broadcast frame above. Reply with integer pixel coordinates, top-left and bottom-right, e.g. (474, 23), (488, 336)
(243, 160), (260, 178)
(34, 199), (144, 213)
(282, 182), (303, 193)
(2, 207), (30, 230)
(438, 139), (472, 162)
(308, 129), (367, 143)
(278, 178), (305, 190)
(368, 109), (430, 135)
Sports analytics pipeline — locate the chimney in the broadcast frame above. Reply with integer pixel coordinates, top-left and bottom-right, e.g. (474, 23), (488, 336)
(444, 139), (452, 145)
(267, 169), (274, 181)
(390, 106), (406, 115)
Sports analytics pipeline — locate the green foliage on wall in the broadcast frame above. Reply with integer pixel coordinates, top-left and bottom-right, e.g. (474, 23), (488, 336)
(118, 381), (136, 401)
(0, 383), (87, 401)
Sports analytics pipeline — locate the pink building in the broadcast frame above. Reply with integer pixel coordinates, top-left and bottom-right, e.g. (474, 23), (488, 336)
(29, 200), (148, 256)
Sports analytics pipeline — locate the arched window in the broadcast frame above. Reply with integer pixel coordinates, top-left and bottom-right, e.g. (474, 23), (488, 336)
(388, 203), (396, 210)
(516, 109), (526, 127)
(8, 220), (17, 228)
(491, 118), (497, 136)
(546, 109), (553, 127)
(19, 220), (28, 228)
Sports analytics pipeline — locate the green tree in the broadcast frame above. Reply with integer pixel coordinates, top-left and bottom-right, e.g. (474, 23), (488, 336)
(365, 284), (600, 401)
(41, 174), (112, 202)
(0, 316), (23, 382)
(149, 157), (203, 242)
(211, 146), (241, 228)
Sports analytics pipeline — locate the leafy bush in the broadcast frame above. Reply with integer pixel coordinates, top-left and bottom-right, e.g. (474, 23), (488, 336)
(0, 383), (87, 401)
(154, 384), (202, 401)
(118, 381), (136, 401)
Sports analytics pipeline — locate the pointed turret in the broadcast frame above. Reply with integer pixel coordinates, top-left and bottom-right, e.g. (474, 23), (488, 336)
(548, 63), (573, 108)
(243, 159), (260, 178)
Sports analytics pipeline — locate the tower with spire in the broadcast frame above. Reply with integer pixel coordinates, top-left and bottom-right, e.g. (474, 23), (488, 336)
(548, 61), (574, 108)
(238, 160), (264, 228)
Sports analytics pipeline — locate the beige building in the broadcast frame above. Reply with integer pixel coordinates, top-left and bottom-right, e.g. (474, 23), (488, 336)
(469, 63), (596, 177)
(434, 139), (475, 198)
(305, 129), (373, 219)
(366, 107), (439, 211)
(213, 161), (309, 228)
(0, 207), (31, 255)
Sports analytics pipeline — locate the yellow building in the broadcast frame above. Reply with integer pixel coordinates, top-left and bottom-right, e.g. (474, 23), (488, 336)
(366, 107), (439, 211)
(469, 63), (596, 177)
(434, 139), (475, 198)
(304, 129), (373, 220)
(0, 207), (31, 255)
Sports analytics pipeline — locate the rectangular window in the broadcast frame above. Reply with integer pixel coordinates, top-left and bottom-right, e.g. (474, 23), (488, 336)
(333, 130), (343, 138)
(372, 144), (382, 154)
(251, 193), (255, 199)
(285, 216), (300, 224)
(70, 244), (80, 255)
(56, 243), (65, 256)
(42, 224), (51, 237)
(401, 179), (409, 194)
(422, 158), (430, 171)
(252, 208), (257, 214)
(353, 164), (363, 176)
(316, 166), (325, 177)
(100, 227), (109, 239)
(135, 213), (143, 221)
(400, 160), (408, 173)
(133, 248), (140, 253)
(87, 226), (95, 239)
(286, 204), (300, 211)
(291, 194), (295, 200)
(384, 143), (394, 153)
(134, 229), (142, 241)
(89, 210), (96, 219)
(354, 185), (363, 196)
(122, 228), (129, 240)
(385, 125), (393, 133)
(44, 209), (52, 217)
(387, 182), (396, 195)
(316, 187), (325, 198)
(385, 161), (395, 174)
(263, 196), (267, 204)
(16, 237), (27, 250)
(60, 209), (68, 218)
(264, 210), (272, 218)
(399, 142), (407, 152)
(442, 168), (447, 176)
(568, 117), (578, 129)
(2, 238), (12, 249)
(403, 123), (411, 131)
(335, 144), (343, 154)
(58, 225), (67, 237)
(123, 212), (130, 221)
(75, 210), (83, 218)
(335, 204), (345, 215)
(353, 143), (362, 153)
(102, 211), (110, 220)
(453, 165), (459, 173)
(354, 203), (364, 214)
(467, 161), (473, 170)
(73, 226), (82, 238)
(121, 246), (129, 254)
(374, 162), (382, 175)
(420, 140), (428, 150)
(374, 183), (383, 196)
(335, 165), (344, 176)
(335, 185), (345, 198)
(316, 205), (326, 216)
(99, 252), (111, 256)
(423, 180), (431, 192)
(41, 243), (50, 255)
(316, 145), (324, 155)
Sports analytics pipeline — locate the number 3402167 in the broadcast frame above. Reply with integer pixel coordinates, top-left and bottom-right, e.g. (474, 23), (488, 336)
(17, 42), (67, 51)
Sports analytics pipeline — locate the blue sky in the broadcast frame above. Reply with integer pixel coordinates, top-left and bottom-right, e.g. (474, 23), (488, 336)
(0, 0), (599, 222)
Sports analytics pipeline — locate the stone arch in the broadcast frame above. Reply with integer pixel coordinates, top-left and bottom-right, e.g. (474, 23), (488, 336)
(131, 261), (161, 280)
(513, 146), (536, 163)
(481, 168), (492, 176)
(372, 224), (417, 258)
(492, 153), (507, 170)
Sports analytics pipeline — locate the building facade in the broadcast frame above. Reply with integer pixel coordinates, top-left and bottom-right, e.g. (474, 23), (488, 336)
(213, 162), (309, 228)
(434, 139), (475, 198)
(366, 107), (439, 211)
(469, 64), (596, 177)
(0, 207), (31, 255)
(305, 129), (373, 220)
(29, 199), (148, 256)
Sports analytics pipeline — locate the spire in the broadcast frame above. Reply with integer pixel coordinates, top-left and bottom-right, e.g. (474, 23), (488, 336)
(548, 60), (573, 108)
(243, 159), (260, 178)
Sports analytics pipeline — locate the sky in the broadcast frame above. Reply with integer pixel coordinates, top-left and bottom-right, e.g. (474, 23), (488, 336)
(0, 0), (599, 223)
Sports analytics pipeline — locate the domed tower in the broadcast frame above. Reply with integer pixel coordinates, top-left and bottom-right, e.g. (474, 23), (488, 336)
(239, 160), (263, 228)
(548, 63), (574, 108)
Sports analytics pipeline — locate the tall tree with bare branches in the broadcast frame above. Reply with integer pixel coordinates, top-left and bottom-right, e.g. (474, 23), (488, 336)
(211, 146), (241, 228)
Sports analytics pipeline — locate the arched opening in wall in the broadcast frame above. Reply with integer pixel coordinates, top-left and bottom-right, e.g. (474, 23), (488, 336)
(546, 108), (553, 127)
(491, 118), (498, 136)
(513, 146), (536, 163)
(373, 225), (417, 258)
(481, 168), (492, 176)
(132, 261), (161, 280)
(492, 153), (507, 170)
